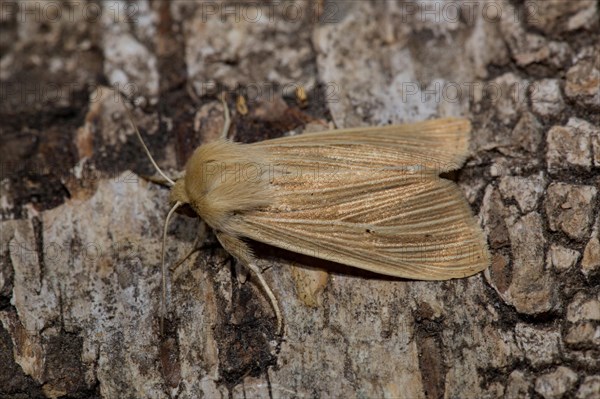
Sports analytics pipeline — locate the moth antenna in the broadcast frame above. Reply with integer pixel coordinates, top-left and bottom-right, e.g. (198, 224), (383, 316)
(119, 95), (175, 187)
(246, 262), (283, 335)
(160, 200), (183, 334)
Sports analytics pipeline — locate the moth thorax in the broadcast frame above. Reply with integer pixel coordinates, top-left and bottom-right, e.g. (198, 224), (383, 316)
(181, 140), (272, 232)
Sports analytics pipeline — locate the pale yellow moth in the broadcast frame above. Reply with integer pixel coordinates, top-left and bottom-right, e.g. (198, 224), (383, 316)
(123, 95), (490, 336)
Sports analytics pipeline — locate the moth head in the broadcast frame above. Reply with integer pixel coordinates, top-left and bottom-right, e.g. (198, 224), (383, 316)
(169, 179), (189, 205)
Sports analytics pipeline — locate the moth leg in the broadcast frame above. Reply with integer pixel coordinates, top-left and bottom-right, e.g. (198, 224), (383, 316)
(170, 220), (207, 272)
(216, 232), (283, 335)
(169, 245), (198, 272)
(219, 93), (231, 140)
(141, 170), (185, 187)
(140, 174), (173, 187)
(170, 170), (185, 181)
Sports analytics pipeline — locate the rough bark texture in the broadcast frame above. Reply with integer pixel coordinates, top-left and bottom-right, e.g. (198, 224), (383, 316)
(1, 1), (599, 398)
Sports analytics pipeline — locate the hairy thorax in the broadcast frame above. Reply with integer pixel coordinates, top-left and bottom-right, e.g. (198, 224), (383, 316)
(169, 140), (272, 235)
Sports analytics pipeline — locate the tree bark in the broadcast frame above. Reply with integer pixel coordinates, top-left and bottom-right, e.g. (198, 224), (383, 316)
(1, 1), (599, 398)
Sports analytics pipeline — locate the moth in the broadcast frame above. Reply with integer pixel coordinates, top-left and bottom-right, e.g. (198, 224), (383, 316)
(123, 95), (490, 335)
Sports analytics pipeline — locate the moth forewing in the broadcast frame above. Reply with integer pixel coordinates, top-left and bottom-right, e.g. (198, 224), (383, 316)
(230, 117), (490, 280)
(253, 118), (472, 173)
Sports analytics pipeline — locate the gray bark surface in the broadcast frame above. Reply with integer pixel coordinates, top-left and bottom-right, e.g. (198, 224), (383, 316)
(1, 1), (599, 398)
